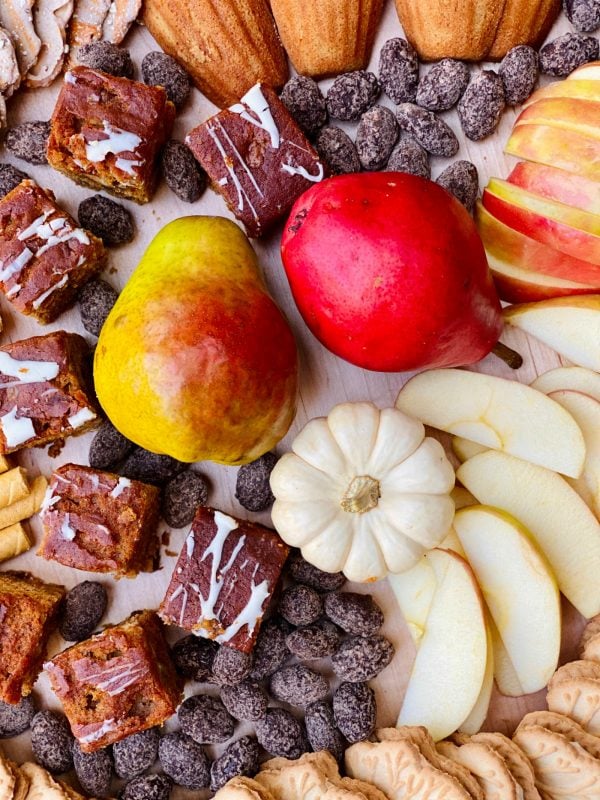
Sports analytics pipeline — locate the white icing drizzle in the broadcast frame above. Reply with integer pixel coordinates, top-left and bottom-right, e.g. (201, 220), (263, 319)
(0, 352), (60, 388)
(216, 563), (270, 644)
(0, 248), (33, 283)
(115, 158), (144, 176)
(85, 122), (143, 168)
(0, 604), (6, 625)
(185, 530), (195, 559)
(40, 485), (60, 514)
(110, 477), (131, 499)
(67, 406), (96, 429)
(0, 406), (35, 447)
(17, 211), (52, 241)
(36, 226), (89, 258)
(32, 274), (69, 310)
(5, 284), (20, 298)
(230, 84), (280, 149)
(78, 718), (117, 746)
(205, 121), (261, 223)
(218, 177), (228, 186)
(65, 71), (77, 84)
(90, 474), (100, 490)
(281, 161), (325, 183)
(60, 512), (76, 541)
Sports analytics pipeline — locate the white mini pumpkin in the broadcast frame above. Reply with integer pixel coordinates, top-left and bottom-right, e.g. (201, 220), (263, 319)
(270, 402), (455, 583)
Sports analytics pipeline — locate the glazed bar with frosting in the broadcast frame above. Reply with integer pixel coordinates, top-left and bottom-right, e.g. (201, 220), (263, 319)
(45, 610), (183, 751)
(159, 506), (289, 652)
(0, 331), (98, 454)
(38, 463), (160, 578)
(186, 83), (327, 237)
(47, 67), (176, 204)
(0, 180), (106, 323)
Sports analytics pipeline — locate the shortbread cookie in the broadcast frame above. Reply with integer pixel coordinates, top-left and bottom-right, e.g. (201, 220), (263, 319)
(547, 678), (600, 735)
(0, 753), (16, 800)
(214, 776), (277, 800)
(345, 739), (471, 800)
(549, 661), (600, 690)
(256, 758), (338, 800)
(581, 634), (600, 664)
(514, 725), (600, 800)
(517, 712), (600, 760)
(19, 763), (69, 800)
(260, 751), (340, 780)
(469, 732), (540, 800)
(579, 615), (600, 655)
(8, 762), (30, 800)
(337, 777), (390, 800)
(437, 739), (521, 800)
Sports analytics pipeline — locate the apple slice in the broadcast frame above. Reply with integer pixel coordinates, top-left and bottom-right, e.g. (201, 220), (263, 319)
(397, 548), (488, 741)
(523, 80), (600, 108)
(457, 451), (600, 619)
(452, 437), (488, 463)
(532, 367), (600, 401)
(515, 98), (600, 141)
(454, 505), (561, 694)
(508, 162), (600, 216)
(490, 617), (527, 697)
(569, 61), (600, 81)
(488, 254), (595, 302)
(503, 296), (600, 371)
(388, 559), (436, 647)
(547, 390), (600, 517)
(505, 124), (600, 182)
(452, 486), (478, 509)
(459, 622), (494, 734)
(396, 369), (585, 478)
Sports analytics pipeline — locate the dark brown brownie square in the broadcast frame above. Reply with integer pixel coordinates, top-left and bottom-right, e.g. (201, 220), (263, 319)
(38, 464), (160, 578)
(0, 180), (106, 323)
(159, 506), (289, 652)
(45, 610), (183, 751)
(185, 83), (327, 237)
(48, 67), (175, 204)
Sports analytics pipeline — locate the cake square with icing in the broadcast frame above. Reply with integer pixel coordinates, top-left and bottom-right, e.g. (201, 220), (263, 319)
(0, 180), (106, 323)
(159, 506), (289, 652)
(0, 331), (98, 454)
(44, 610), (183, 752)
(47, 67), (176, 204)
(38, 464), (160, 578)
(185, 83), (327, 237)
(0, 571), (65, 704)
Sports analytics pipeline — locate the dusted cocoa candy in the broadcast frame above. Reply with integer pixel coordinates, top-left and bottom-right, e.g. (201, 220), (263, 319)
(333, 682), (376, 743)
(249, 617), (292, 680)
(78, 194), (134, 246)
(539, 32), (599, 75)
(331, 634), (394, 681)
(78, 279), (119, 337)
(31, 710), (74, 773)
(315, 127), (361, 175)
(235, 452), (277, 512)
(288, 552), (345, 592)
(89, 420), (134, 470)
(178, 694), (235, 744)
(326, 71), (380, 121)
(212, 646), (253, 686)
(210, 735), (261, 792)
(142, 51), (191, 107)
(416, 59), (469, 111)
(280, 76), (328, 137)
(73, 741), (114, 797)
(305, 701), (346, 762)
(5, 121), (50, 164)
(378, 38), (419, 104)
(161, 140), (207, 204)
(0, 695), (36, 738)
(221, 681), (268, 722)
(436, 160), (479, 213)
(279, 584), (323, 626)
(120, 774), (173, 800)
(59, 581), (108, 641)
(386, 138), (430, 179)
(269, 664), (329, 707)
(76, 41), (134, 78)
(113, 728), (160, 779)
(161, 470), (208, 528)
(171, 635), (217, 682)
(158, 732), (210, 790)
(395, 104), (458, 157)
(356, 106), (399, 171)
(457, 71), (505, 141)
(285, 620), (341, 660)
(564, 0), (600, 31)
(499, 46), (539, 106)
(255, 708), (308, 759)
(324, 592), (383, 636)
(121, 448), (186, 485)
(0, 163), (28, 198)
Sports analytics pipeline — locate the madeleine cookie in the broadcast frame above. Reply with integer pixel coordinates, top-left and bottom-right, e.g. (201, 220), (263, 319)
(547, 678), (600, 735)
(437, 739), (521, 800)
(214, 776), (277, 800)
(517, 711), (600, 760)
(468, 732), (540, 800)
(549, 661), (600, 690)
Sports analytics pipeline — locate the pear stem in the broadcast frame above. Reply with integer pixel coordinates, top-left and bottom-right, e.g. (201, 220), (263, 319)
(492, 341), (523, 370)
(341, 475), (380, 514)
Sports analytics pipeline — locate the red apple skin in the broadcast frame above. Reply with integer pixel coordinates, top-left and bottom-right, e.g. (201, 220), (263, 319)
(280, 173), (503, 372)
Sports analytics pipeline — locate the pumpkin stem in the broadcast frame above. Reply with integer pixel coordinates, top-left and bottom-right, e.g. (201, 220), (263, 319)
(341, 475), (380, 514)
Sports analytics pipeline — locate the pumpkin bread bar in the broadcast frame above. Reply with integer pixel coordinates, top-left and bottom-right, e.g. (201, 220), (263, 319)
(45, 610), (183, 751)
(159, 506), (289, 652)
(38, 464), (160, 578)
(0, 571), (65, 704)
(48, 67), (175, 204)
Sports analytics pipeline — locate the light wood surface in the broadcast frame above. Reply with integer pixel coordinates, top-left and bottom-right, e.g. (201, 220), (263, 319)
(0, 1), (587, 795)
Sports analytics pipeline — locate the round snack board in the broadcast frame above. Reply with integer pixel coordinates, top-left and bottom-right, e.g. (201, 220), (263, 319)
(0, 1), (590, 797)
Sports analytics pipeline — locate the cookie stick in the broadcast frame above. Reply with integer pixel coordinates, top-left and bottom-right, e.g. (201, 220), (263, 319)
(0, 467), (30, 507)
(0, 521), (32, 562)
(0, 475), (47, 529)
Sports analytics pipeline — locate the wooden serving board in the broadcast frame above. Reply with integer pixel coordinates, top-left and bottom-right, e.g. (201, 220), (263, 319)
(0, 1), (588, 795)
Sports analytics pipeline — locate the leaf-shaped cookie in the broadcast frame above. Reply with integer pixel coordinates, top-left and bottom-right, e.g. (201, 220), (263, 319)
(27, 0), (73, 87)
(435, 739), (520, 800)
(256, 760), (336, 800)
(547, 678), (600, 735)
(9, 762), (30, 800)
(549, 661), (600, 690)
(260, 752), (340, 780)
(517, 712), (600, 760)
(469, 732), (541, 800)
(0, 0), (41, 76)
(337, 777), (390, 800)
(0, 27), (20, 95)
(19, 763), (68, 800)
(213, 776), (278, 800)
(514, 725), (600, 800)
(345, 739), (471, 800)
